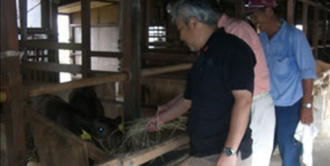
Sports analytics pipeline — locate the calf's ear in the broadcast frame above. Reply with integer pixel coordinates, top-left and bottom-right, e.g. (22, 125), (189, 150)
(114, 116), (122, 124)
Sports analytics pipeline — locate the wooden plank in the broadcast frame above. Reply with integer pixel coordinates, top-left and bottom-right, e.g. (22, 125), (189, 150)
(28, 72), (129, 97)
(317, 45), (330, 48)
(25, 108), (90, 166)
(0, 0), (19, 51)
(298, 0), (330, 12)
(142, 52), (195, 62)
(18, 0), (28, 61)
(19, 0), (27, 41)
(121, 136), (189, 166)
(97, 158), (121, 166)
(121, 0), (141, 120)
(19, 40), (82, 50)
(298, 0), (318, 7)
(48, 0), (60, 82)
(0, 55), (26, 166)
(22, 61), (82, 73)
(1, 1), (25, 166)
(98, 135), (189, 166)
(58, 1), (117, 14)
(70, 23), (119, 27)
(86, 141), (110, 162)
(141, 0), (151, 51)
(26, 62), (190, 96)
(91, 51), (122, 58)
(26, 107), (109, 164)
(141, 63), (193, 77)
(81, 0), (91, 77)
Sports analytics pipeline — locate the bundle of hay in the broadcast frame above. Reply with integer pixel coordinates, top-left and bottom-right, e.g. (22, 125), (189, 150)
(112, 115), (188, 155)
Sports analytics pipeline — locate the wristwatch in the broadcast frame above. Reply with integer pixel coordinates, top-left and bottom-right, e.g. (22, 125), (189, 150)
(302, 103), (312, 109)
(223, 147), (236, 156)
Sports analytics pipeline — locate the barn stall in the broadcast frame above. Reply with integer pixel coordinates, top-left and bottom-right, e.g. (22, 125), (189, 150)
(1, 0), (330, 166)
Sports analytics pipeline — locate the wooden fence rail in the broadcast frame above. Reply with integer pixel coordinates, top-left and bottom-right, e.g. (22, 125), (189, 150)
(27, 63), (193, 97)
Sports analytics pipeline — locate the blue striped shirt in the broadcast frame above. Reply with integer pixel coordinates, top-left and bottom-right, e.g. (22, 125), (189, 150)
(259, 20), (316, 106)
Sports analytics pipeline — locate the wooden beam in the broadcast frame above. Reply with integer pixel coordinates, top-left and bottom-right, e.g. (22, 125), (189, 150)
(91, 51), (122, 58)
(298, 0), (318, 7)
(81, 0), (91, 77)
(0, 0), (26, 165)
(18, 0), (27, 41)
(298, 0), (330, 12)
(28, 72), (129, 97)
(141, 0), (151, 51)
(41, 0), (49, 30)
(19, 40), (82, 50)
(318, 45), (330, 48)
(142, 52), (195, 62)
(86, 141), (110, 162)
(121, 135), (188, 166)
(70, 23), (119, 27)
(0, 55), (26, 166)
(141, 63), (193, 77)
(302, 2), (308, 36)
(0, 0), (19, 51)
(58, 1), (116, 14)
(25, 108), (109, 165)
(18, 28), (51, 34)
(25, 62), (191, 97)
(22, 62), (82, 73)
(121, 0), (141, 120)
(287, 0), (294, 25)
(98, 135), (189, 166)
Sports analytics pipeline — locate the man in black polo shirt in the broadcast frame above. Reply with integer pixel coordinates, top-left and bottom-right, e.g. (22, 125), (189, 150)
(146, 0), (255, 166)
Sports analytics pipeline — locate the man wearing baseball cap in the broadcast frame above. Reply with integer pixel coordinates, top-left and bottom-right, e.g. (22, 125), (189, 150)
(247, 0), (317, 166)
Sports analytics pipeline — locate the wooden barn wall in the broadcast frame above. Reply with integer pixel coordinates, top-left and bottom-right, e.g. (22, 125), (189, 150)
(71, 4), (120, 71)
(71, 4), (119, 24)
(70, 4), (122, 119)
(141, 77), (186, 108)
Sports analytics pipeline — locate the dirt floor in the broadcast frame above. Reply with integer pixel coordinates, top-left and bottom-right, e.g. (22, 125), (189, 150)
(270, 132), (330, 166)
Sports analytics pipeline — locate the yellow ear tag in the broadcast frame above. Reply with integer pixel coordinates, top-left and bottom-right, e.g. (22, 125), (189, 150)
(0, 91), (7, 103)
(81, 129), (92, 140)
(118, 124), (124, 133)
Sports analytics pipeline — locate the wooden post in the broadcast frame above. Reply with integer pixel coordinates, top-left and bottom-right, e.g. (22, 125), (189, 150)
(19, 0), (27, 41)
(302, 2), (308, 36)
(81, 0), (91, 77)
(0, 0), (26, 165)
(50, 0), (60, 82)
(287, 0), (294, 25)
(18, 0), (29, 62)
(141, 0), (151, 51)
(25, 108), (109, 166)
(121, 0), (141, 121)
(141, 63), (192, 77)
(0, 55), (26, 166)
(98, 135), (189, 166)
(28, 72), (129, 97)
(0, 0), (19, 51)
(312, 1), (319, 57)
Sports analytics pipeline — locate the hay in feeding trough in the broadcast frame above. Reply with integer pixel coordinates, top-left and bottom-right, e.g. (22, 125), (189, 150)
(112, 115), (188, 155)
